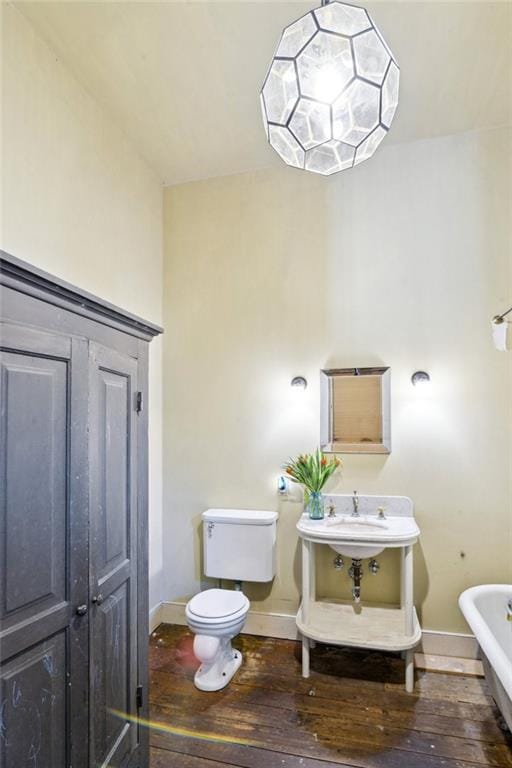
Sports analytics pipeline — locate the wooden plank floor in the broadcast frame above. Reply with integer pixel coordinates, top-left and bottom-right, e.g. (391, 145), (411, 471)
(149, 624), (512, 768)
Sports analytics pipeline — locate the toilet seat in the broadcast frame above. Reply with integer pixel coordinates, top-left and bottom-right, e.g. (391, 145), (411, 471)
(187, 589), (249, 623)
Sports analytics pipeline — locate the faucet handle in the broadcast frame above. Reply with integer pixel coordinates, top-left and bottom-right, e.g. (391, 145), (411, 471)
(377, 506), (386, 519)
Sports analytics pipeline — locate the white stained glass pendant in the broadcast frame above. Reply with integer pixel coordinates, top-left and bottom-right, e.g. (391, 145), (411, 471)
(260, 1), (399, 175)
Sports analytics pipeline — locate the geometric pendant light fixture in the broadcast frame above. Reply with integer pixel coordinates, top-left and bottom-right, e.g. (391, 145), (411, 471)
(260, 0), (399, 175)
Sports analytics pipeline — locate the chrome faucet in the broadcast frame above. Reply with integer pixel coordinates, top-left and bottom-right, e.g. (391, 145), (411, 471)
(351, 490), (360, 517)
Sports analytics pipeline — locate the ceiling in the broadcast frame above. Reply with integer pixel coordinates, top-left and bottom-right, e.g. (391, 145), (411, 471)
(16, 1), (512, 186)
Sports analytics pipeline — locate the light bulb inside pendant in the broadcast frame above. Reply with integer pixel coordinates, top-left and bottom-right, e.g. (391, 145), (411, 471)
(311, 64), (344, 102)
(260, 1), (400, 176)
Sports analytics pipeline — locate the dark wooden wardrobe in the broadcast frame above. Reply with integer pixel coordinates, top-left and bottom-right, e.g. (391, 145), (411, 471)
(0, 252), (162, 768)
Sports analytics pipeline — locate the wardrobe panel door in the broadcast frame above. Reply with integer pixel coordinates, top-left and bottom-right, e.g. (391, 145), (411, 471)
(0, 351), (67, 624)
(89, 343), (138, 768)
(0, 325), (89, 768)
(0, 632), (67, 768)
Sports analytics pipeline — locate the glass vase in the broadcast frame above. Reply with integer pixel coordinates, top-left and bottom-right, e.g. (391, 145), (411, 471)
(306, 491), (324, 520)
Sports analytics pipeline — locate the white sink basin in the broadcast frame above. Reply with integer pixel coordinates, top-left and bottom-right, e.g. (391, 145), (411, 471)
(297, 513), (420, 560)
(325, 517), (389, 558)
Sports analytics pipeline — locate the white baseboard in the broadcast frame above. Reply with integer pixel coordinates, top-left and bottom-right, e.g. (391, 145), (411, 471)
(155, 600), (478, 659)
(149, 602), (164, 634)
(419, 629), (478, 659)
(158, 600), (184, 627)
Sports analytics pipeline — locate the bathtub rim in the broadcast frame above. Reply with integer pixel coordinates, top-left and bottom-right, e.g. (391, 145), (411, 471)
(459, 584), (512, 702)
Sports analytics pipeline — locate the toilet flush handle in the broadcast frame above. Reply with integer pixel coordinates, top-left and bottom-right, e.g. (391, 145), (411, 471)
(207, 522), (215, 538)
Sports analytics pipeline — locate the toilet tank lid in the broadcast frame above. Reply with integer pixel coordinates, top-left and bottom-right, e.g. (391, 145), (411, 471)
(202, 508), (278, 525)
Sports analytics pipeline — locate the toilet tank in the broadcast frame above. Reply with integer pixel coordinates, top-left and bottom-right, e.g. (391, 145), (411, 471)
(203, 508), (277, 582)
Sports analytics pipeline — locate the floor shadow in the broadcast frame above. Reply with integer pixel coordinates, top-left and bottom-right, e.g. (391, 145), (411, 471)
(294, 641), (408, 685)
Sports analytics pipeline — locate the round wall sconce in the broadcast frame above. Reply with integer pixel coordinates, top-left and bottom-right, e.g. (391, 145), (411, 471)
(291, 376), (308, 389)
(411, 371), (430, 387)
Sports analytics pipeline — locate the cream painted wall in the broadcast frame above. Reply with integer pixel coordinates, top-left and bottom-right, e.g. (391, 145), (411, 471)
(1, 5), (165, 611)
(3, 1), (511, 634)
(163, 126), (512, 633)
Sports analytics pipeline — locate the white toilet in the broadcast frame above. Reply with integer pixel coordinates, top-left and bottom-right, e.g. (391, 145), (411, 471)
(186, 508), (277, 691)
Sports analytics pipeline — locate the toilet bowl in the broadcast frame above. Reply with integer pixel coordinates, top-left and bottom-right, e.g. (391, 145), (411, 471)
(186, 588), (250, 691)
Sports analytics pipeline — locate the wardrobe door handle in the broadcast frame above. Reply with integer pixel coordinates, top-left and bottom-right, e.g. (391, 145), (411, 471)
(76, 604), (88, 616)
(92, 594), (104, 605)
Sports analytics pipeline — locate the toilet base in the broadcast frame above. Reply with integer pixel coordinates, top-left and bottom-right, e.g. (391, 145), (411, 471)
(194, 638), (243, 692)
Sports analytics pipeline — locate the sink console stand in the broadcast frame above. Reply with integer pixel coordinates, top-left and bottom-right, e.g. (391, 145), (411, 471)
(296, 494), (421, 692)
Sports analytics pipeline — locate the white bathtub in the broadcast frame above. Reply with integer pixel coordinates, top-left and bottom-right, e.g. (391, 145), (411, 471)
(459, 584), (512, 731)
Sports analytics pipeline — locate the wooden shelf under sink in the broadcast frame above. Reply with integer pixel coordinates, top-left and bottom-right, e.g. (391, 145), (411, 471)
(296, 598), (422, 652)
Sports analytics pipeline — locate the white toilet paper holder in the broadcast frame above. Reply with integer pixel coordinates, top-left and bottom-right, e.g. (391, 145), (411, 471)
(493, 304), (512, 324)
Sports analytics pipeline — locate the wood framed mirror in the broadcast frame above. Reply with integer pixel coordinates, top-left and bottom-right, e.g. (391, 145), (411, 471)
(320, 367), (391, 454)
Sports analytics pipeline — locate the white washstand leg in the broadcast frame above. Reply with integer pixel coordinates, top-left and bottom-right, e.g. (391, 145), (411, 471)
(302, 635), (310, 678)
(402, 545), (415, 692)
(405, 650), (414, 693)
(400, 548), (406, 662)
(309, 543), (316, 649)
(302, 538), (311, 678)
